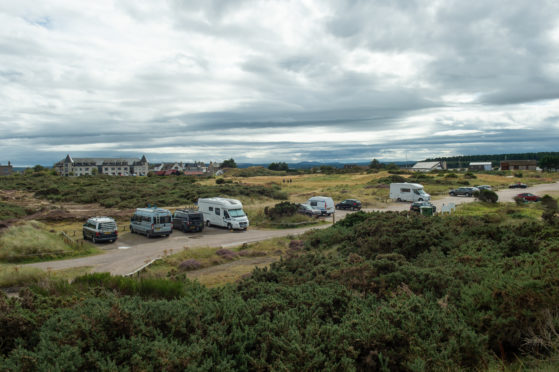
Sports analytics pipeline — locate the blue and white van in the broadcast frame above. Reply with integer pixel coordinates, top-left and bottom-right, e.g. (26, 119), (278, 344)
(130, 207), (173, 238)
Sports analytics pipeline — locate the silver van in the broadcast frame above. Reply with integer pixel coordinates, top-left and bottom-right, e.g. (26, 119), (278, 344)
(83, 216), (118, 243)
(130, 207), (173, 238)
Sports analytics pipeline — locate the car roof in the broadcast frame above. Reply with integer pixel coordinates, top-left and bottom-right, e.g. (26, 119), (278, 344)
(87, 216), (115, 223)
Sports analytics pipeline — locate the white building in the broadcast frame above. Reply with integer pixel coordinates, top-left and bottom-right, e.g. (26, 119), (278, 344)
(468, 162), (492, 171)
(54, 154), (149, 176)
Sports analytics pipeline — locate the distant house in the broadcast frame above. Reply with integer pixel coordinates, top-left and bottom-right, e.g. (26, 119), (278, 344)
(411, 161), (446, 172)
(0, 161), (13, 176)
(500, 160), (537, 171)
(54, 154), (149, 176)
(150, 161), (209, 175)
(469, 162), (492, 171)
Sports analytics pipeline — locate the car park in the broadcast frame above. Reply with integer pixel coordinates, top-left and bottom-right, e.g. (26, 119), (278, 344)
(130, 207), (173, 238)
(475, 185), (492, 190)
(509, 182), (527, 189)
(172, 209), (204, 232)
(516, 193), (542, 202)
(410, 201), (437, 213)
(83, 216), (118, 243)
(449, 187), (479, 197)
(335, 199), (362, 210)
(298, 204), (321, 217)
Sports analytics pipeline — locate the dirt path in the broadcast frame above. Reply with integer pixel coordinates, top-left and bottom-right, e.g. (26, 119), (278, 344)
(23, 182), (559, 276)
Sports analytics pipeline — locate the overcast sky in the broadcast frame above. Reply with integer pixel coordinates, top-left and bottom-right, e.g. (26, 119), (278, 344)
(1, 0), (559, 166)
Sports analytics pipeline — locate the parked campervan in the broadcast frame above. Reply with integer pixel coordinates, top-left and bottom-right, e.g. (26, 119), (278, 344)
(389, 183), (430, 202)
(306, 196), (335, 216)
(130, 207), (173, 238)
(197, 197), (249, 231)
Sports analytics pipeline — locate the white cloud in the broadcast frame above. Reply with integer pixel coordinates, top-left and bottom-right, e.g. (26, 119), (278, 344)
(0, 0), (558, 165)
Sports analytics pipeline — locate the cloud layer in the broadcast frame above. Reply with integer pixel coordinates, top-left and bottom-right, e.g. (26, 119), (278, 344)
(1, 0), (558, 165)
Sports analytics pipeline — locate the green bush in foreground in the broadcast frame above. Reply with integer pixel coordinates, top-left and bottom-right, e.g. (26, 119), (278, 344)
(1, 213), (559, 370)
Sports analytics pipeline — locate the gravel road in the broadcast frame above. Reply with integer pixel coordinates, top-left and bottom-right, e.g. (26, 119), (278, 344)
(26, 182), (559, 275)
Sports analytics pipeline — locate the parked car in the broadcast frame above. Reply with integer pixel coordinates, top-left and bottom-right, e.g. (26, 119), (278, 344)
(335, 199), (362, 210)
(410, 201), (437, 214)
(449, 187), (479, 197)
(509, 182), (527, 189)
(173, 209), (204, 232)
(516, 193), (542, 202)
(476, 185), (492, 190)
(83, 216), (118, 243)
(298, 203), (321, 217)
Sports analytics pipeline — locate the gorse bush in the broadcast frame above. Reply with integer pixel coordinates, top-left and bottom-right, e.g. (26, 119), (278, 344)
(0, 174), (288, 208)
(2, 213), (559, 370)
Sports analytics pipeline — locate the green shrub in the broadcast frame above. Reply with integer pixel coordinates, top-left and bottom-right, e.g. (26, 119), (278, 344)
(475, 189), (498, 203)
(464, 172), (477, 179)
(514, 172), (523, 178)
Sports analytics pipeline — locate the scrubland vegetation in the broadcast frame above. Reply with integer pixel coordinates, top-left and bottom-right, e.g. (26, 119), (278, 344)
(0, 172), (287, 209)
(1, 201), (559, 370)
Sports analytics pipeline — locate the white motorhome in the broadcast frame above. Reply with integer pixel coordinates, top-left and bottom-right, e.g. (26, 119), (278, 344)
(306, 196), (335, 216)
(198, 197), (249, 231)
(389, 183), (430, 202)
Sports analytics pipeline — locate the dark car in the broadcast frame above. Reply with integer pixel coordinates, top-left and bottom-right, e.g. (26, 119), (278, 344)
(335, 199), (362, 210)
(410, 201), (437, 213)
(516, 193), (541, 202)
(449, 187), (479, 197)
(475, 185), (492, 191)
(298, 204), (321, 217)
(509, 182), (527, 189)
(172, 209), (204, 232)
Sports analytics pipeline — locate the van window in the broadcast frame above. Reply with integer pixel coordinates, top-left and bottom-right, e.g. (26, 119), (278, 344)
(414, 189), (420, 195)
(160, 215), (171, 224)
(310, 201), (317, 206)
(215, 208), (220, 216)
(224, 211), (230, 219)
(401, 188), (411, 193)
(143, 216), (151, 222)
(209, 207), (214, 212)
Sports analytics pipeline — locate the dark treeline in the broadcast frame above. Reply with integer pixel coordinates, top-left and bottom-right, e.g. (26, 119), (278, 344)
(426, 152), (559, 168)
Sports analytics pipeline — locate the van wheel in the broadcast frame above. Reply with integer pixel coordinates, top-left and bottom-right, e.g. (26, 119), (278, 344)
(130, 226), (134, 234)
(83, 232), (87, 240)
(397, 198), (402, 202)
(227, 223), (233, 231)
(206, 220), (210, 227)
(147, 231), (151, 239)
(418, 198), (423, 201)
(466, 193), (471, 197)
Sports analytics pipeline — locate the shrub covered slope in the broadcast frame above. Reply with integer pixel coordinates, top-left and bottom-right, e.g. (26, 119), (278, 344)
(2, 212), (559, 370)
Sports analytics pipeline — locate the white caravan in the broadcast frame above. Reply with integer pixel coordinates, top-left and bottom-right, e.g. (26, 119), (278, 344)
(306, 196), (335, 216)
(389, 183), (431, 202)
(197, 197), (249, 231)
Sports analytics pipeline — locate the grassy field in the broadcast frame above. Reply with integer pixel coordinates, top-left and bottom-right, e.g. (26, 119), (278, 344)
(0, 221), (101, 263)
(140, 236), (294, 286)
(203, 170), (559, 207)
(0, 264), (92, 288)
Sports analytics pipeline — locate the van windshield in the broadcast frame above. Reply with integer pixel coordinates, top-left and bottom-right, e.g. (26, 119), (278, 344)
(228, 209), (246, 217)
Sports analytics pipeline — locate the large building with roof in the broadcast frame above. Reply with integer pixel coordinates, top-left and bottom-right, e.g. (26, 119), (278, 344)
(54, 154), (149, 176)
(411, 161), (446, 172)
